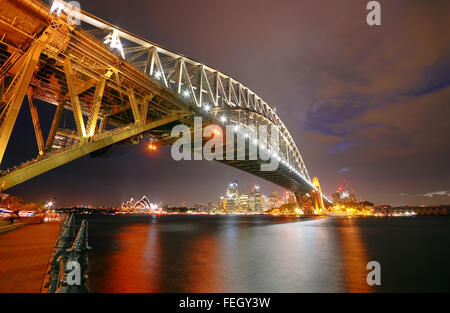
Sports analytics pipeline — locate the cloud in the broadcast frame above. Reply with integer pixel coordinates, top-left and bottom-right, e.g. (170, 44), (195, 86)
(420, 191), (450, 198)
(338, 168), (351, 173)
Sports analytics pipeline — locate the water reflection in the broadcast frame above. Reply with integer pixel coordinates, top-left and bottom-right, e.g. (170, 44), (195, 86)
(82, 215), (445, 293)
(182, 235), (223, 292)
(87, 219), (162, 292)
(335, 217), (373, 292)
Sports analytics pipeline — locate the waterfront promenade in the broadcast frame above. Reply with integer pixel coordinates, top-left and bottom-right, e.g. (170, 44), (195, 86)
(0, 222), (60, 293)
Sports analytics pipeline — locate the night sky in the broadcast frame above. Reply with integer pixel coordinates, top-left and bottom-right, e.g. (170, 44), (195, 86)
(4, 0), (450, 207)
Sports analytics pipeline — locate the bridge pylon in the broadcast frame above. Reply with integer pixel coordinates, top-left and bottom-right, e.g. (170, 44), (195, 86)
(312, 177), (326, 214)
(294, 192), (313, 215)
(294, 177), (327, 215)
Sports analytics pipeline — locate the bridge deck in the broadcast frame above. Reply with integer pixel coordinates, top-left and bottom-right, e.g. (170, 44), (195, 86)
(0, 222), (60, 293)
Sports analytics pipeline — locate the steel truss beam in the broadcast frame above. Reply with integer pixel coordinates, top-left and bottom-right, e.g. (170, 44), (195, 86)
(128, 89), (141, 124)
(0, 39), (45, 165)
(0, 115), (179, 190)
(63, 57), (87, 140)
(27, 87), (45, 155)
(45, 100), (65, 151)
(86, 78), (106, 137)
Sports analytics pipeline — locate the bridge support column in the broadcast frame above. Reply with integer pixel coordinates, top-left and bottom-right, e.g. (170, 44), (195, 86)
(295, 192), (314, 215)
(63, 58), (87, 140)
(0, 40), (44, 165)
(312, 177), (326, 214)
(128, 89), (141, 124)
(45, 100), (65, 151)
(27, 87), (45, 156)
(86, 78), (106, 137)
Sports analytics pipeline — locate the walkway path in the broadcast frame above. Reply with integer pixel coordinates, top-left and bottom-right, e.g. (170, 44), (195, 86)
(0, 222), (60, 293)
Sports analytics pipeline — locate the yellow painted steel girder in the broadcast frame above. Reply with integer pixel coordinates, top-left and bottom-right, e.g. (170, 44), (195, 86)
(0, 115), (180, 190)
(0, 41), (45, 164)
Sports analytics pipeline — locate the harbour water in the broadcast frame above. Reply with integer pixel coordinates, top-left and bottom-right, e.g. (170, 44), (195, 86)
(81, 215), (450, 292)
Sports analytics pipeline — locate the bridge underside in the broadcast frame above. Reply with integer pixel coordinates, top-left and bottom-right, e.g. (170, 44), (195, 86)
(0, 0), (329, 213)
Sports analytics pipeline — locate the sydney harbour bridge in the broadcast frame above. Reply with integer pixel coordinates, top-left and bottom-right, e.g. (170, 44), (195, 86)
(0, 0), (329, 214)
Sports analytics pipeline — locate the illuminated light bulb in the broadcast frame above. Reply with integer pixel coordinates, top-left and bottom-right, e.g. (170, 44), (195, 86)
(204, 105), (210, 112)
(220, 116), (227, 123)
(148, 143), (158, 151)
(154, 71), (162, 79)
(182, 90), (189, 98)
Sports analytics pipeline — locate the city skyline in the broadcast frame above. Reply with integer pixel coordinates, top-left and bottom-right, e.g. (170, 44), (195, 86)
(2, 0), (449, 207)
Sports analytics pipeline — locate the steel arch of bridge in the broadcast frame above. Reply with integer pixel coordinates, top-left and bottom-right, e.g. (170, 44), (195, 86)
(0, 0), (330, 208)
(69, 5), (311, 183)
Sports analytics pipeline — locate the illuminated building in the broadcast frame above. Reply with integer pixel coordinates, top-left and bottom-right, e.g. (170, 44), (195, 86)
(272, 190), (279, 202)
(260, 195), (267, 211)
(218, 197), (226, 212)
(226, 182), (239, 213)
(266, 195), (278, 210)
(250, 185), (261, 212)
(330, 184), (374, 216)
(271, 190), (284, 208)
(226, 195), (235, 212)
(284, 190), (296, 204)
(193, 204), (206, 212)
(239, 194), (249, 212)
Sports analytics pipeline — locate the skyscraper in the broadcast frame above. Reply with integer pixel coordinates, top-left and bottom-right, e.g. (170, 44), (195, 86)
(250, 185), (261, 212)
(218, 196), (226, 212)
(226, 181), (239, 213)
(239, 194), (249, 212)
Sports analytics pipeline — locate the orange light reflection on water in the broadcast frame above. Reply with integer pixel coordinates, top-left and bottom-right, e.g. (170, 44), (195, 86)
(337, 217), (373, 292)
(97, 223), (161, 293)
(181, 234), (223, 292)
